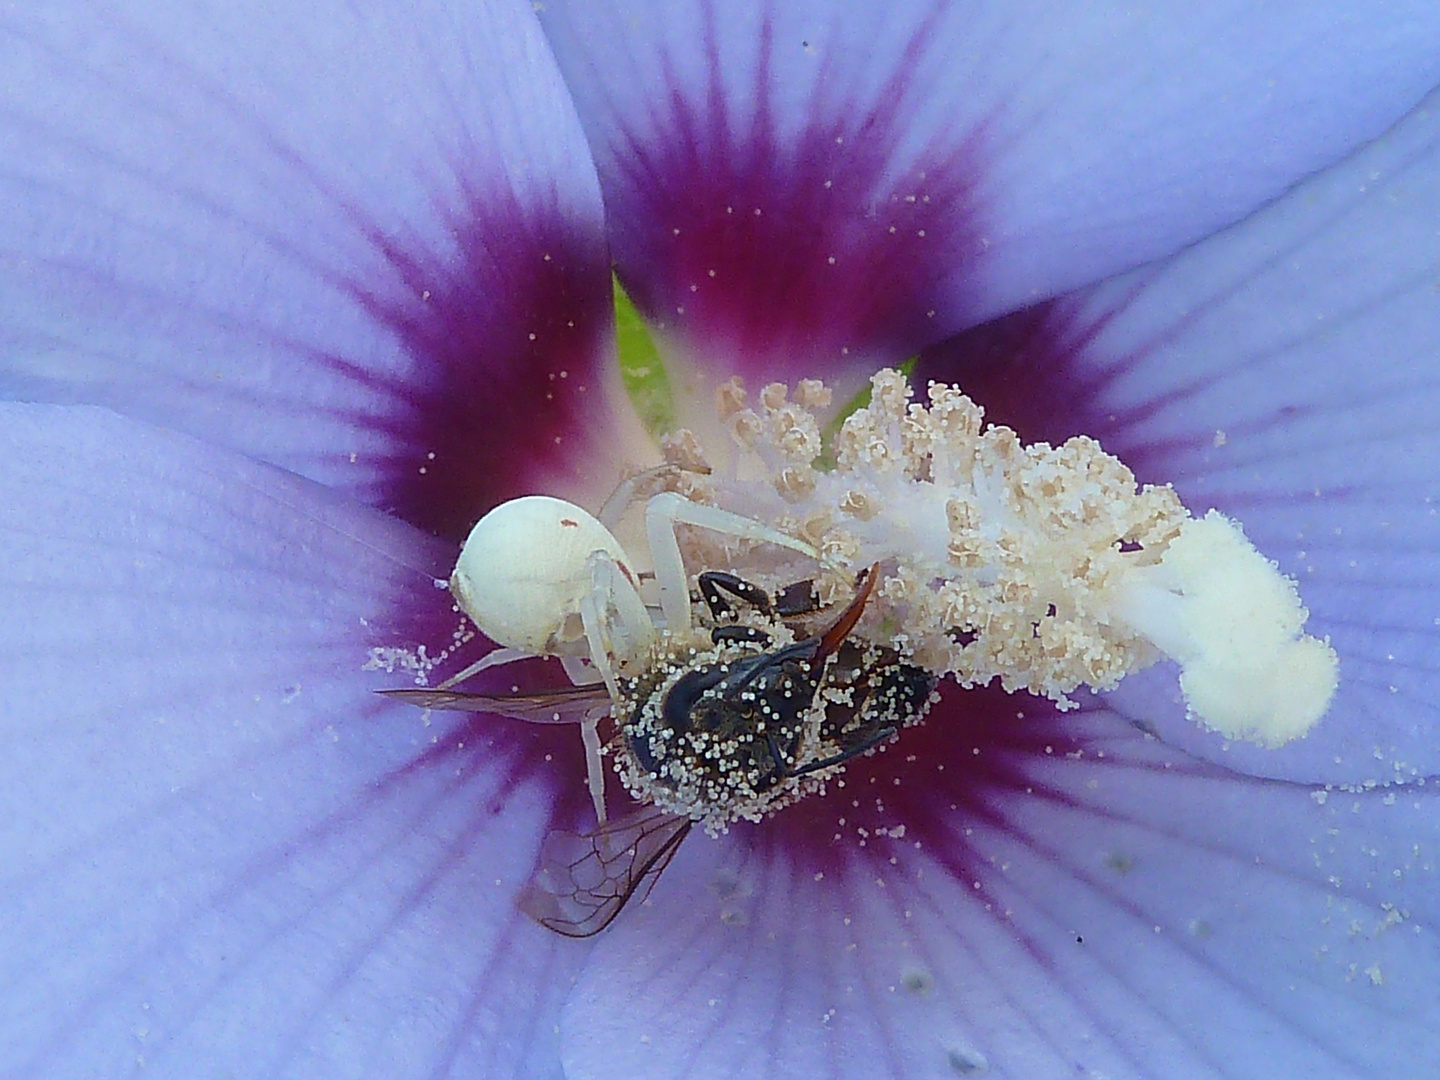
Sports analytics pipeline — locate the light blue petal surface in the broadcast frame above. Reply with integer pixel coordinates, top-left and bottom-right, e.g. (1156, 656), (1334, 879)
(560, 707), (1439, 1080)
(0, 404), (580, 1079)
(1028, 88), (1440, 784)
(538, 0), (1440, 380)
(0, 1), (618, 530)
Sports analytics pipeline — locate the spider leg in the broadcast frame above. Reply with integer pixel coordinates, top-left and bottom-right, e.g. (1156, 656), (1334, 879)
(433, 646), (532, 690)
(559, 655), (605, 686)
(580, 551), (654, 692)
(577, 712), (608, 827)
(645, 492), (816, 635)
(596, 464), (688, 531)
(575, 550), (658, 828)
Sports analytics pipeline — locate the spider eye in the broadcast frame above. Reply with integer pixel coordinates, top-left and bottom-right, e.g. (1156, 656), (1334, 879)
(449, 495), (630, 655)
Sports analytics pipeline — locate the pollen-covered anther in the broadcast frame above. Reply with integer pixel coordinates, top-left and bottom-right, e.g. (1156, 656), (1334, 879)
(727, 408), (763, 449)
(795, 379), (833, 410)
(669, 466), (717, 506)
(759, 381), (790, 410)
(833, 410), (900, 474)
(870, 367), (911, 417)
(818, 528), (862, 570)
(715, 375), (748, 420)
(944, 498), (983, 567)
(660, 428), (711, 474)
(727, 379), (827, 470)
(839, 489), (878, 521)
(774, 406), (822, 461)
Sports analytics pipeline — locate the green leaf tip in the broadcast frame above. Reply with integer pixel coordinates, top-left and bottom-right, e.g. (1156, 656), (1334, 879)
(614, 273), (676, 438)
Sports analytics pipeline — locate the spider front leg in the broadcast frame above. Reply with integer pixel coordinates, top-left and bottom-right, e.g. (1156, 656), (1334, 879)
(577, 549), (655, 699)
(572, 550), (658, 826)
(432, 645), (532, 692)
(644, 492), (816, 636)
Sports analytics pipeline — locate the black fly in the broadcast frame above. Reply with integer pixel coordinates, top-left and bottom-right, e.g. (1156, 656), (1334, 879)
(616, 565), (938, 831)
(380, 566), (936, 935)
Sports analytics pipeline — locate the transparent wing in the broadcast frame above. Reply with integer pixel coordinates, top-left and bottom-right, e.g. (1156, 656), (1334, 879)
(517, 806), (693, 937)
(377, 684), (609, 724)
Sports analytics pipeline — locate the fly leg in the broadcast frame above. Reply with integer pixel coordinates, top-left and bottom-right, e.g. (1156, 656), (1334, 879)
(788, 724), (899, 778)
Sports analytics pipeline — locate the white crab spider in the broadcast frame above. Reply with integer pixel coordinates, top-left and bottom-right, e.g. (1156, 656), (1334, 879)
(442, 487), (817, 824)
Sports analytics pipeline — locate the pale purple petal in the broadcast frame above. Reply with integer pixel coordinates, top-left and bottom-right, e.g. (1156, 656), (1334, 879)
(921, 87), (1440, 783)
(0, 403), (591, 1078)
(561, 695), (1439, 1079)
(538, 0), (1440, 384)
(0, 1), (626, 540)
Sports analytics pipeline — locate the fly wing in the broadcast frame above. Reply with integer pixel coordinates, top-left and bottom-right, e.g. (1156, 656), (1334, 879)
(377, 684), (608, 724)
(517, 806), (693, 937)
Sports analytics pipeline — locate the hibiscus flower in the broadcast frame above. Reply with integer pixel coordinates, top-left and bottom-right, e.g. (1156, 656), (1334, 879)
(2, 2), (1438, 1078)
